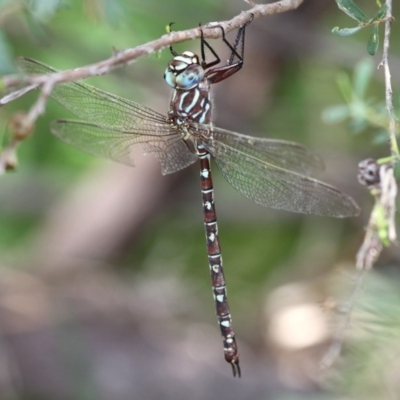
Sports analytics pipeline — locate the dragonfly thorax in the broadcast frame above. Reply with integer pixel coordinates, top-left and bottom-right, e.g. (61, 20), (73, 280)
(164, 51), (205, 90)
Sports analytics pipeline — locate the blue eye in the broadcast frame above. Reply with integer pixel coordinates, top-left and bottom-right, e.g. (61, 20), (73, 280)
(176, 64), (204, 90)
(164, 68), (176, 88)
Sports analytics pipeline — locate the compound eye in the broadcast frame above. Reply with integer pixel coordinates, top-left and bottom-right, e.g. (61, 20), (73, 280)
(164, 68), (177, 88)
(175, 64), (204, 90)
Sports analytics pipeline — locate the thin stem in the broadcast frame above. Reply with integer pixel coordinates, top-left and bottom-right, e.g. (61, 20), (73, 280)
(0, 0), (304, 93)
(379, 0), (399, 157)
(323, 0), (398, 369)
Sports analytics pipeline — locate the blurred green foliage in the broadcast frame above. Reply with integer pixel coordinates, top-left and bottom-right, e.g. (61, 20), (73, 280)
(0, 1), (399, 397)
(322, 58), (383, 134)
(0, 2), (395, 281)
(0, 0), (385, 302)
(325, 271), (400, 400)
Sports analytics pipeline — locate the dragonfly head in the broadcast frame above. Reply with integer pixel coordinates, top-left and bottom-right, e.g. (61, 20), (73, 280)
(164, 51), (204, 90)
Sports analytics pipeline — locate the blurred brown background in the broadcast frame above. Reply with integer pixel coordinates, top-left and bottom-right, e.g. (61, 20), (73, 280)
(0, 0), (400, 399)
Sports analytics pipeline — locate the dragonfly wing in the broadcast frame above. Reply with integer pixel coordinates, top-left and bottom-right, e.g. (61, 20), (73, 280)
(200, 131), (359, 217)
(18, 57), (167, 131)
(19, 58), (198, 174)
(52, 120), (197, 174)
(197, 126), (324, 176)
(142, 138), (198, 175)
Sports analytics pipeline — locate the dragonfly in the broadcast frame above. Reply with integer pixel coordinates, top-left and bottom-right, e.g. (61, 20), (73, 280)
(19, 17), (359, 377)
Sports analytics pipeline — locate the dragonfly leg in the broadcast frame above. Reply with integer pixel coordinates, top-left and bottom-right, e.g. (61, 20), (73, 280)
(205, 14), (253, 84)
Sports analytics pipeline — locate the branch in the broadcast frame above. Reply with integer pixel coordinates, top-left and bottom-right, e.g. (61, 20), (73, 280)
(322, 161), (397, 370)
(322, 0), (398, 369)
(0, 0), (304, 175)
(356, 0), (398, 277)
(378, 0), (399, 157)
(1, 0), (303, 92)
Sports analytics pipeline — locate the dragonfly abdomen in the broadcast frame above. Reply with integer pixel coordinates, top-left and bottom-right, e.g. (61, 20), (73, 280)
(197, 145), (240, 377)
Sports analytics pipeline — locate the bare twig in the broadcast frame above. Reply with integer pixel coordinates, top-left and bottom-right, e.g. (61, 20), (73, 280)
(322, 0), (398, 369)
(0, 79), (55, 173)
(1, 0), (304, 93)
(378, 1), (399, 157)
(322, 162), (397, 369)
(320, 266), (367, 369)
(358, 0), (398, 267)
(26, 80), (55, 124)
(0, 0), (304, 175)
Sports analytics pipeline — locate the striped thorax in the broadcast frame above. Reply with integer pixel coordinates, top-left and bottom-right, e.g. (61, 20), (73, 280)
(164, 51), (212, 126)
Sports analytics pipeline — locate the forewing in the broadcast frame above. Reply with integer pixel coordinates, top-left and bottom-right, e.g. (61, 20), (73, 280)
(20, 58), (198, 174)
(17, 57), (167, 131)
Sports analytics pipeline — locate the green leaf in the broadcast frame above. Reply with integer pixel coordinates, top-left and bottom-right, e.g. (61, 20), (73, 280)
(370, 4), (388, 22)
(322, 105), (350, 123)
(332, 26), (364, 36)
(374, 204), (390, 246)
(335, 0), (369, 23)
(0, 30), (14, 74)
(353, 58), (374, 98)
(29, 0), (61, 21)
(349, 116), (368, 133)
(393, 161), (400, 180)
(336, 72), (353, 103)
(104, 0), (126, 27)
(21, 8), (48, 43)
(372, 129), (391, 145)
(367, 25), (380, 56)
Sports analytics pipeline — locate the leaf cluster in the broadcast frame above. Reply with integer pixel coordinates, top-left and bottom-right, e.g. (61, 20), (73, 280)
(332, 0), (389, 56)
(322, 59), (389, 138)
